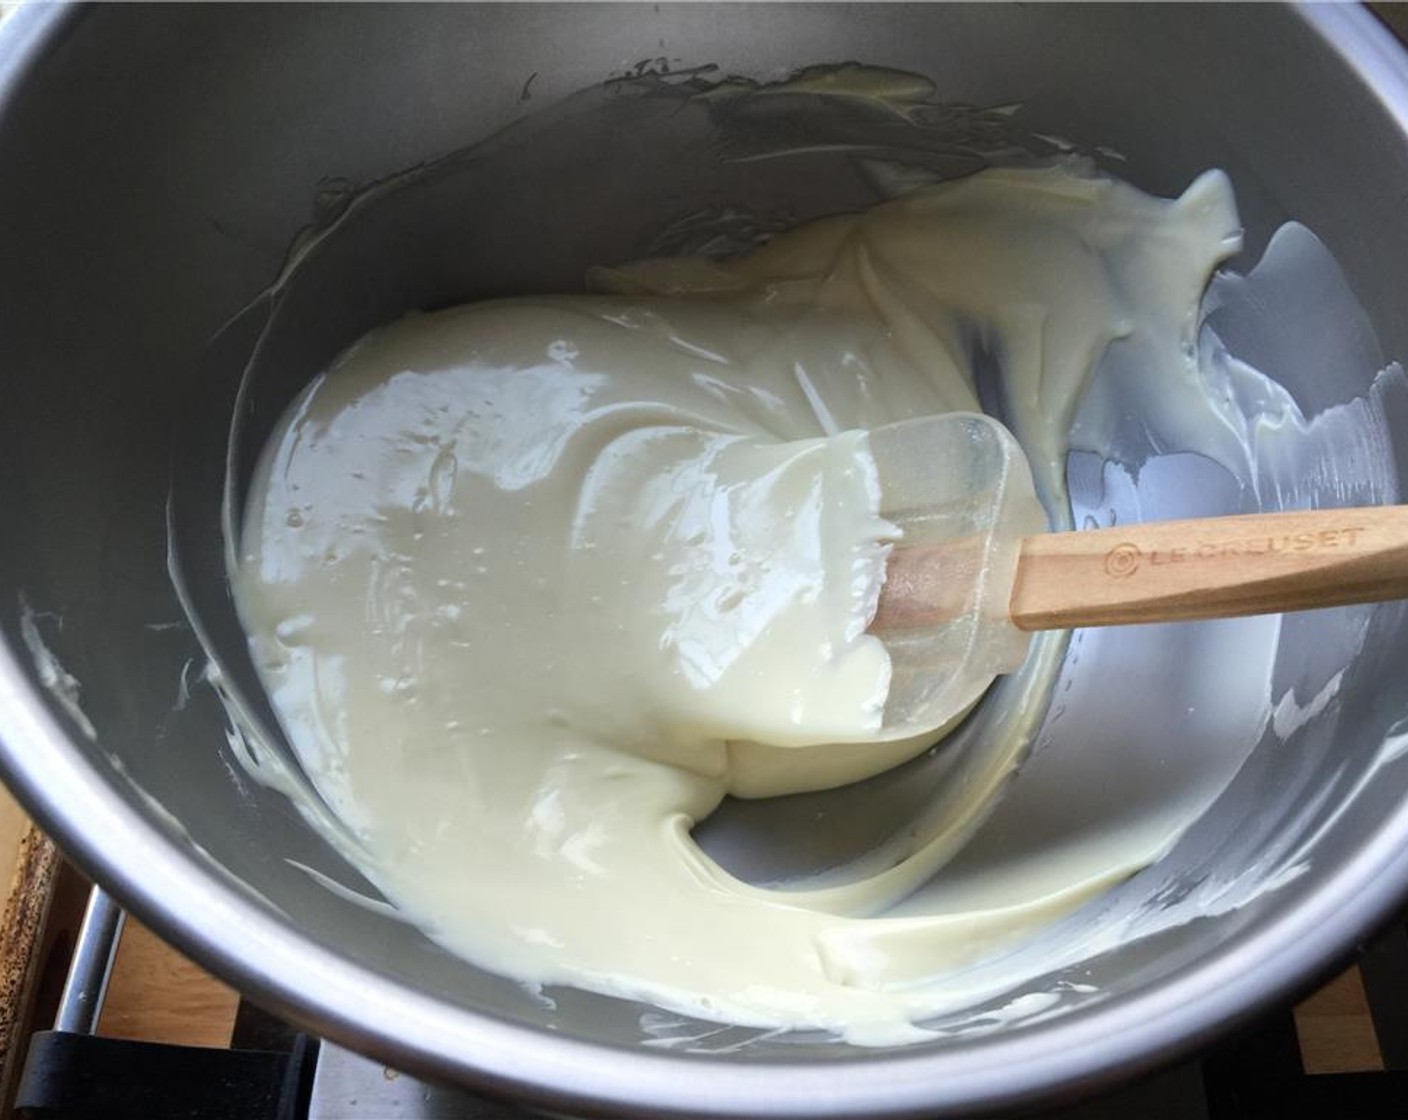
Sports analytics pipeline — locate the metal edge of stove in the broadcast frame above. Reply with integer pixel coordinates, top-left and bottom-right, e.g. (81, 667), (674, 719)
(309, 1042), (545, 1120)
(13, 886), (318, 1120)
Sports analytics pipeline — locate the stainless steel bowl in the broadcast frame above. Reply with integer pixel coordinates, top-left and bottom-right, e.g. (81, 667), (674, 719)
(3, 5), (1408, 1116)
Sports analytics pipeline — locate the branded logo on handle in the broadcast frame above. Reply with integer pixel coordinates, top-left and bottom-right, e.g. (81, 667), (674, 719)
(1102, 526), (1367, 580)
(1103, 543), (1142, 578)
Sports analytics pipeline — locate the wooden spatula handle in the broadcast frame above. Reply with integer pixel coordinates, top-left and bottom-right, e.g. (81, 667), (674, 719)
(1009, 505), (1408, 631)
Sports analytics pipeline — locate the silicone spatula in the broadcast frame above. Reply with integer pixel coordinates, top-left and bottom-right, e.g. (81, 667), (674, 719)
(868, 413), (1408, 736)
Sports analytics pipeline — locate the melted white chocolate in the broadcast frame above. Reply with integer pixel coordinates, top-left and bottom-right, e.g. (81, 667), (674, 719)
(234, 163), (1245, 1044)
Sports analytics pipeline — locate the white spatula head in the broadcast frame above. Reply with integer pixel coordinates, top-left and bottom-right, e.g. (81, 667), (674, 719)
(867, 413), (1047, 737)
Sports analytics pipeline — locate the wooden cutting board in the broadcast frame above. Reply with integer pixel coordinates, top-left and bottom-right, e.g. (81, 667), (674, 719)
(0, 785), (239, 1062)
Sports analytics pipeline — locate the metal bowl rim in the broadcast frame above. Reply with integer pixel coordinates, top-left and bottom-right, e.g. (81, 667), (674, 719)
(1, 4), (1407, 1116)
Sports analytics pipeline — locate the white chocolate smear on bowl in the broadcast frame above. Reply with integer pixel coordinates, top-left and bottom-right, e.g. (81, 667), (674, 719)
(227, 159), (1337, 1045)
